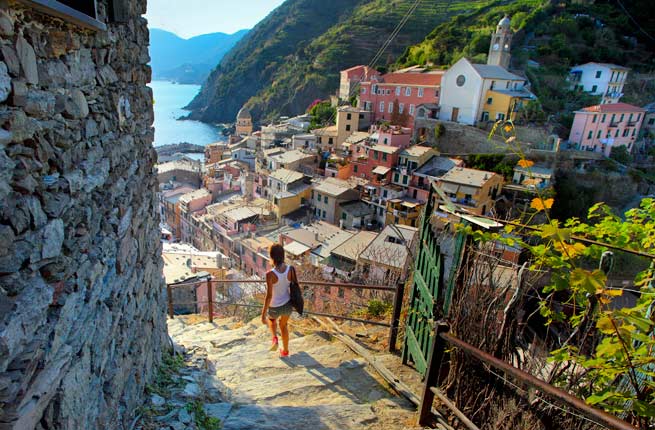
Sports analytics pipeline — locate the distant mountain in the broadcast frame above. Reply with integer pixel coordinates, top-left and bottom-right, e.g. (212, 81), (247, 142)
(185, 0), (493, 125)
(149, 28), (248, 84)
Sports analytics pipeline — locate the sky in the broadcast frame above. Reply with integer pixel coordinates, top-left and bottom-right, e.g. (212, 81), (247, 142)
(145, 0), (286, 39)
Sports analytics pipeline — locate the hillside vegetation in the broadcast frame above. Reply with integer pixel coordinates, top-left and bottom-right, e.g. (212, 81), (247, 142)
(397, 0), (655, 129)
(149, 29), (248, 84)
(186, 0), (492, 124)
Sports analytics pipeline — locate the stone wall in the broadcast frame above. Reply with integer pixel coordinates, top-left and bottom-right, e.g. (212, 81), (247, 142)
(0, 1), (167, 429)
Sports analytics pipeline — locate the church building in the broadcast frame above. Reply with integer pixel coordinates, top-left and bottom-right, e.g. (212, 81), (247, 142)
(438, 15), (535, 126)
(236, 106), (253, 136)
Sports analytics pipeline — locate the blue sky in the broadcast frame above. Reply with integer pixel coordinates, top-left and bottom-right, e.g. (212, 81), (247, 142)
(145, 0), (286, 38)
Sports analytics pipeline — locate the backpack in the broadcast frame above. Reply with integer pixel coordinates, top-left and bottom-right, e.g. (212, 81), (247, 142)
(289, 266), (304, 316)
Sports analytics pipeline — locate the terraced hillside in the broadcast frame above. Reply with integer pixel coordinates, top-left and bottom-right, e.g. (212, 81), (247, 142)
(186, 0), (492, 124)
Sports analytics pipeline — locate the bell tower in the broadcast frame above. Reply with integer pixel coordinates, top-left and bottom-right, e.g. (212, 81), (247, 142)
(488, 15), (512, 69)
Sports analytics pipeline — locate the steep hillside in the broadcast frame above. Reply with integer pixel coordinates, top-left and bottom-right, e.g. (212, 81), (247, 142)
(186, 0), (491, 124)
(149, 29), (248, 84)
(396, 0), (655, 123)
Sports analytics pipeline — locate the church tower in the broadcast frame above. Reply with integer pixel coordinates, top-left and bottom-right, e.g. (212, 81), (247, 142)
(487, 15), (512, 69)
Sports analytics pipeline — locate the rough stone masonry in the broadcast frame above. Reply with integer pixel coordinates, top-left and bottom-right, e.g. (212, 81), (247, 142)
(0, 0), (167, 428)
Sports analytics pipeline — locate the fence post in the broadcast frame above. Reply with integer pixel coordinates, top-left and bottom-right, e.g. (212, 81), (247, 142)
(166, 284), (174, 319)
(207, 282), (214, 323)
(418, 321), (450, 426)
(388, 280), (405, 353)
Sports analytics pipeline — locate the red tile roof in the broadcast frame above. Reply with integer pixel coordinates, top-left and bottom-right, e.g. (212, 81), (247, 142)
(381, 71), (443, 87)
(581, 103), (646, 113)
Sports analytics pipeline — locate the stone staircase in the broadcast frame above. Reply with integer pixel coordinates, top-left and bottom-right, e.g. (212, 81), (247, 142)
(165, 316), (421, 430)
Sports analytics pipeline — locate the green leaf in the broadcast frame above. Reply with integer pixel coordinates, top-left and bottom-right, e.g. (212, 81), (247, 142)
(570, 268), (607, 294)
(586, 390), (615, 405)
(633, 400), (655, 418)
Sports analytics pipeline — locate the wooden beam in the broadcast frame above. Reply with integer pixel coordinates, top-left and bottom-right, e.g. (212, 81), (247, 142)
(15, 0), (107, 31)
(312, 316), (455, 430)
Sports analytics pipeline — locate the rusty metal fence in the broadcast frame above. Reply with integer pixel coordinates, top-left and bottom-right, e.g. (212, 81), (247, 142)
(166, 278), (406, 353)
(417, 323), (638, 430)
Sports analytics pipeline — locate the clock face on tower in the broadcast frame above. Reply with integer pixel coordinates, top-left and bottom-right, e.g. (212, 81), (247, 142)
(492, 43), (499, 51)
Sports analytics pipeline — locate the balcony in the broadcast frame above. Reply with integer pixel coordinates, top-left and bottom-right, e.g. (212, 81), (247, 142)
(608, 122), (619, 128)
(627, 121), (638, 127)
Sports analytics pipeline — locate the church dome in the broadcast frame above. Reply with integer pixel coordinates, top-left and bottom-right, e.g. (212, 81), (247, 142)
(237, 106), (252, 120)
(497, 15), (511, 29)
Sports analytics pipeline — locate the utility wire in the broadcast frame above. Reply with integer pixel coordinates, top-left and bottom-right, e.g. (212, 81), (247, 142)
(615, 0), (655, 42)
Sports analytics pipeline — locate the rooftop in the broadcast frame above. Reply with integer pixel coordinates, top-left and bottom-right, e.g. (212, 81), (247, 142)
(269, 168), (305, 184)
(270, 149), (315, 165)
(156, 159), (203, 175)
(572, 62), (630, 71)
(414, 156), (460, 179)
(284, 241), (312, 257)
(377, 68), (443, 87)
(369, 144), (400, 155)
(313, 177), (356, 197)
(359, 224), (418, 269)
(489, 89), (535, 99)
(401, 145), (434, 158)
(311, 125), (338, 136)
(344, 131), (370, 145)
(440, 167), (498, 188)
(471, 62), (524, 81)
(579, 103), (646, 113)
(330, 231), (378, 262)
(514, 165), (553, 177)
(178, 188), (211, 204)
(339, 200), (374, 218)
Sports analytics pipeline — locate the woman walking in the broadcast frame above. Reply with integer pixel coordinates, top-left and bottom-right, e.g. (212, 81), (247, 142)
(261, 243), (294, 357)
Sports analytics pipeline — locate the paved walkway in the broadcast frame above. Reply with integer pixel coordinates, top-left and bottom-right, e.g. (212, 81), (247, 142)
(164, 316), (421, 430)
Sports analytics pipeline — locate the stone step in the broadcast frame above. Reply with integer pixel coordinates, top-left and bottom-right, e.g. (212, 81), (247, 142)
(216, 403), (379, 430)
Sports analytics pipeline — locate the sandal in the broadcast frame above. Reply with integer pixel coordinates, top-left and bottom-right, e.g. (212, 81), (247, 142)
(270, 336), (279, 351)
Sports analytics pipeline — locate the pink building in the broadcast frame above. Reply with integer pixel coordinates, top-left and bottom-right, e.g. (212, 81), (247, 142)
(339, 65), (378, 100)
(349, 141), (400, 185)
(357, 66), (443, 127)
(569, 103), (645, 156)
(370, 125), (412, 148)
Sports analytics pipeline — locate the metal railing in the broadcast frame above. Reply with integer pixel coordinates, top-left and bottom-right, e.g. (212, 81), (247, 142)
(417, 323), (637, 430)
(166, 278), (406, 353)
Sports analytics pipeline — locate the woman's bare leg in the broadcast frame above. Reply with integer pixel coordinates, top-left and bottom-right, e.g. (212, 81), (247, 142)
(268, 318), (277, 339)
(279, 315), (290, 353)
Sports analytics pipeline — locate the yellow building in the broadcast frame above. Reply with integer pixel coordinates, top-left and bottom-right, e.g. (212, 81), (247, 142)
(385, 199), (424, 228)
(437, 167), (503, 216)
(336, 106), (371, 145)
(236, 106), (253, 136)
(274, 186), (311, 218)
(480, 89), (535, 122)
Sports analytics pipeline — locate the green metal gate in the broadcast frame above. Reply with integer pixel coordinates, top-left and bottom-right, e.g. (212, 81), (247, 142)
(402, 184), (467, 376)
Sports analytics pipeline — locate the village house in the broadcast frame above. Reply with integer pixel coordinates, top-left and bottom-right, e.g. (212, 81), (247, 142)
(291, 133), (319, 151)
(159, 183), (198, 240)
(240, 235), (275, 277)
(324, 156), (351, 180)
(267, 149), (316, 172)
(339, 65), (378, 100)
(312, 125), (339, 149)
(644, 102), (655, 135)
(568, 103), (645, 156)
(265, 168), (312, 217)
(260, 115), (310, 148)
(437, 167), (503, 216)
(338, 200), (375, 229)
(336, 106), (372, 145)
(392, 145), (436, 195)
(357, 66), (443, 127)
(311, 177), (360, 224)
(278, 221), (354, 267)
(568, 63), (629, 104)
(205, 142), (229, 164)
(385, 198), (424, 228)
(409, 156), (462, 202)
(358, 224), (418, 284)
(361, 183), (405, 227)
(178, 188), (212, 243)
(512, 164), (554, 190)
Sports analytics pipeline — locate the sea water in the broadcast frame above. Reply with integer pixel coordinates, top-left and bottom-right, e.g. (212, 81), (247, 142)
(149, 80), (225, 147)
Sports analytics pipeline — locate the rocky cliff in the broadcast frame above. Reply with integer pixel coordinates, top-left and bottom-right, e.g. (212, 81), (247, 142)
(0, 1), (166, 429)
(186, 0), (489, 125)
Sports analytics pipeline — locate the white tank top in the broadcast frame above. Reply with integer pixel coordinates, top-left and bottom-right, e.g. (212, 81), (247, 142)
(270, 265), (291, 307)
